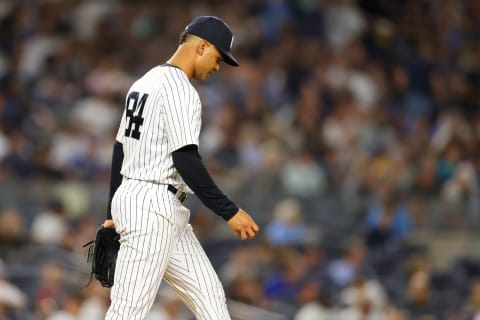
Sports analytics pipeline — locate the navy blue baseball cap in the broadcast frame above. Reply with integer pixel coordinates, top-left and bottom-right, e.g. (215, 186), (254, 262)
(185, 16), (239, 67)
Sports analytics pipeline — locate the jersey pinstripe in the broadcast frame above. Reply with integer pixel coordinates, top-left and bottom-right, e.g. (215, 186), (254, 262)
(116, 65), (201, 192)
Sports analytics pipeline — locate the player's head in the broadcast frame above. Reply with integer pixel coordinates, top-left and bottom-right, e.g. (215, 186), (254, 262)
(180, 16), (239, 80)
(184, 16), (239, 67)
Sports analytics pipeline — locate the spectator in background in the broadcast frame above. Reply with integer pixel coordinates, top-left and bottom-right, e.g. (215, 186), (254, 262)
(265, 198), (308, 247)
(404, 253), (438, 320)
(78, 281), (109, 320)
(0, 207), (28, 250)
(326, 239), (371, 290)
(263, 248), (308, 305)
(462, 279), (480, 320)
(383, 306), (407, 320)
(33, 262), (66, 320)
(437, 140), (464, 184)
(294, 291), (335, 320)
(300, 243), (328, 290)
(339, 275), (387, 317)
(46, 293), (83, 320)
(365, 192), (413, 248)
(337, 299), (382, 320)
(0, 131), (34, 178)
(290, 243), (332, 316)
(220, 246), (260, 287)
(280, 148), (328, 198)
(411, 151), (439, 197)
(442, 158), (478, 215)
(0, 258), (27, 319)
(31, 199), (68, 246)
(221, 246), (273, 308)
(228, 275), (266, 308)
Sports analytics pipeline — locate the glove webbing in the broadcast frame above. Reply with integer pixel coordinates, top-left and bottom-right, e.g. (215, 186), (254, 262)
(83, 228), (120, 288)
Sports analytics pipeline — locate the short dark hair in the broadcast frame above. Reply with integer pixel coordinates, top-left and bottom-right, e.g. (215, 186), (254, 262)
(179, 31), (190, 45)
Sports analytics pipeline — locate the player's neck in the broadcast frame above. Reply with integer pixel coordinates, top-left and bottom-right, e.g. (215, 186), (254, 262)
(166, 47), (194, 80)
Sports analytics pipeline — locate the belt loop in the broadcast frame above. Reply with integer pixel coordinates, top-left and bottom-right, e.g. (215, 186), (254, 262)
(167, 184), (188, 204)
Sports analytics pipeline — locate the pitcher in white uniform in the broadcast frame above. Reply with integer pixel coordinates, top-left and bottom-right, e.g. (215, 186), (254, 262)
(102, 16), (259, 320)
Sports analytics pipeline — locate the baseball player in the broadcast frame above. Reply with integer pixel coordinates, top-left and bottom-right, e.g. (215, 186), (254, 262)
(102, 16), (260, 320)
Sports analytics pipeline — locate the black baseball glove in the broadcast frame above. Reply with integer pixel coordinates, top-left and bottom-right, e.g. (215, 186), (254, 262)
(83, 225), (120, 288)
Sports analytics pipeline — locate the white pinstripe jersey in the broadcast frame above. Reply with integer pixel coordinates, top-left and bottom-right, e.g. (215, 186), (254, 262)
(115, 65), (201, 192)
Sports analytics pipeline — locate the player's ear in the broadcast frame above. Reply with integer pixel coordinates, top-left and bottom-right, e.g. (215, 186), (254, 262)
(197, 41), (206, 56)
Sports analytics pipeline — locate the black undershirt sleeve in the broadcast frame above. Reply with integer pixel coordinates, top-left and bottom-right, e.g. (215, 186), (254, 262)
(172, 145), (239, 221)
(107, 141), (124, 220)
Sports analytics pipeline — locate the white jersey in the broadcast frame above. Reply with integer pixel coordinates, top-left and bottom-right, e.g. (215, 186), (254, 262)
(115, 65), (201, 192)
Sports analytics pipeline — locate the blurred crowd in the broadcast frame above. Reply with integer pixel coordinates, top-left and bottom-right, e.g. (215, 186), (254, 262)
(0, 0), (479, 319)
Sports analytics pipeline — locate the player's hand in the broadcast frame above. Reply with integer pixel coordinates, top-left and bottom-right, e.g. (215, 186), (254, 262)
(103, 219), (115, 228)
(227, 209), (259, 240)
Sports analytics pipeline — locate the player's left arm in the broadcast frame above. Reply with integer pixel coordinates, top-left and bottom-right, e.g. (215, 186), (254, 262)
(172, 144), (238, 220)
(172, 145), (259, 239)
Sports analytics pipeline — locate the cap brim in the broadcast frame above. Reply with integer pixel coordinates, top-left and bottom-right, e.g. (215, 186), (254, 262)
(218, 48), (239, 67)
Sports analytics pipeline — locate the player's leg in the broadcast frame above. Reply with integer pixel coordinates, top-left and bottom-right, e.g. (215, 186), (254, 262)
(164, 222), (231, 320)
(105, 182), (178, 320)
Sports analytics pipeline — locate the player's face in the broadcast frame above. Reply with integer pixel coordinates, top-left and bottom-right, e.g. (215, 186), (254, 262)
(194, 41), (223, 80)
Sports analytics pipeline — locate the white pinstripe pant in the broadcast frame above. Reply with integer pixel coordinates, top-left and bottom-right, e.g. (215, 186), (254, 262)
(105, 178), (231, 320)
